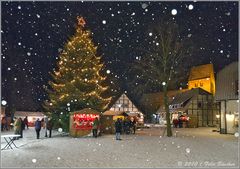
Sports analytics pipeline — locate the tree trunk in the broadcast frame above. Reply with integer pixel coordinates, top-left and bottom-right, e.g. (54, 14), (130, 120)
(163, 84), (172, 137)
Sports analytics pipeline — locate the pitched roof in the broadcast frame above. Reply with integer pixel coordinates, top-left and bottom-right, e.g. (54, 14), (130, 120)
(215, 61), (238, 100)
(140, 89), (188, 111)
(170, 88), (211, 106)
(188, 64), (214, 81)
(109, 93), (142, 113)
(103, 110), (128, 116)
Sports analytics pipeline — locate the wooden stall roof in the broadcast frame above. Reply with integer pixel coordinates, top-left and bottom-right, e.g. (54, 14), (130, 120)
(70, 108), (100, 115)
(15, 111), (45, 117)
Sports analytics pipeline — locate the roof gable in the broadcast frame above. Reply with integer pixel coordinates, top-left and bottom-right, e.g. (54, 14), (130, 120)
(109, 93), (142, 113)
(170, 88), (211, 106)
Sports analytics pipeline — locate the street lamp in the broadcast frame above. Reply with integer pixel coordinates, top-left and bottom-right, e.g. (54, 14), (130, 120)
(44, 115), (48, 137)
(1, 100), (7, 106)
(216, 114), (220, 132)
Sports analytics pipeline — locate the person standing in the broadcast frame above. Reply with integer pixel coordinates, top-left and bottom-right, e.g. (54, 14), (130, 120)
(35, 118), (42, 139)
(115, 118), (122, 140)
(1, 116), (6, 131)
(131, 118), (137, 134)
(47, 118), (53, 138)
(92, 117), (99, 138)
(19, 118), (25, 138)
(23, 116), (29, 129)
(13, 117), (21, 140)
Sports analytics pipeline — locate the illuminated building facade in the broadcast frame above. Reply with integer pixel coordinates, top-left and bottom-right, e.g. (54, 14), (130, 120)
(188, 63), (216, 95)
(215, 62), (239, 134)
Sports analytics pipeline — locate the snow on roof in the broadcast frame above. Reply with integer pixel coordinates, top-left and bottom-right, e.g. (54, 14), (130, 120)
(15, 111), (45, 117)
(71, 108), (100, 115)
(170, 88), (211, 106)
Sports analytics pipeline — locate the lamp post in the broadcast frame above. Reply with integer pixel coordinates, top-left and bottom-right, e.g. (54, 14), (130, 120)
(216, 114), (220, 132)
(44, 116), (48, 137)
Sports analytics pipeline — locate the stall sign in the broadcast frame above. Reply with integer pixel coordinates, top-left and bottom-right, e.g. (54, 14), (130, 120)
(72, 113), (99, 130)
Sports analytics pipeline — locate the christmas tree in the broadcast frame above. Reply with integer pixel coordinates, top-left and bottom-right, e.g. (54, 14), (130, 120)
(44, 16), (111, 131)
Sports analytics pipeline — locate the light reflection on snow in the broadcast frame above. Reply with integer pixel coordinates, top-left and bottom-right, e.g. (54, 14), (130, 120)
(186, 148), (191, 153)
(32, 159), (37, 163)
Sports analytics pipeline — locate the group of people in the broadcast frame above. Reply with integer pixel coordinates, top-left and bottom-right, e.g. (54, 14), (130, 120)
(91, 117), (137, 140)
(172, 115), (189, 128)
(114, 118), (137, 140)
(34, 118), (53, 139)
(13, 116), (29, 139)
(12, 116), (53, 139)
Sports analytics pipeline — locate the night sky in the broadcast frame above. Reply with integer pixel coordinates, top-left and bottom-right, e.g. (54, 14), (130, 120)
(1, 1), (238, 112)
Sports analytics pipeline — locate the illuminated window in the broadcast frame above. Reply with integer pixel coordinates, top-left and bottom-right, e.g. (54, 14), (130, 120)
(195, 83), (198, 87)
(200, 82), (203, 87)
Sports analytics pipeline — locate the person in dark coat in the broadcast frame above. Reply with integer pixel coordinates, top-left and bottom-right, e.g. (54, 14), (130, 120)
(23, 116), (28, 129)
(46, 118), (53, 138)
(130, 118), (137, 134)
(35, 118), (42, 139)
(20, 118), (25, 138)
(92, 117), (99, 138)
(178, 116), (183, 128)
(115, 118), (122, 140)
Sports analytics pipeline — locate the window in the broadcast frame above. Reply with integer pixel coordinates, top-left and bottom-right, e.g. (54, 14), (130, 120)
(195, 83), (198, 87)
(198, 102), (202, 108)
(200, 82), (203, 87)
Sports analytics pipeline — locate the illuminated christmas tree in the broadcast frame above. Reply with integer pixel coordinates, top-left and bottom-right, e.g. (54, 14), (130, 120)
(44, 17), (111, 131)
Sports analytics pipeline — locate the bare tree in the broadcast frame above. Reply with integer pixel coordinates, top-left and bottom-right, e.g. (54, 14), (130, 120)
(131, 20), (192, 137)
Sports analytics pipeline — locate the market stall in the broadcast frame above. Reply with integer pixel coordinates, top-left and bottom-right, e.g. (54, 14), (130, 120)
(101, 111), (128, 134)
(69, 108), (100, 137)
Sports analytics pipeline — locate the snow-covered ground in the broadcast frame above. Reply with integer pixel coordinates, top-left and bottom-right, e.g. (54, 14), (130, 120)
(1, 127), (239, 168)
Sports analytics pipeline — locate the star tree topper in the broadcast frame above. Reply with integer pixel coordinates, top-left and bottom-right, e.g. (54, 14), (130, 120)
(77, 16), (86, 27)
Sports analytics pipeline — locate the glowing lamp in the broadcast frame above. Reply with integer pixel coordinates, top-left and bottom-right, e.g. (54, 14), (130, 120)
(1, 100), (7, 106)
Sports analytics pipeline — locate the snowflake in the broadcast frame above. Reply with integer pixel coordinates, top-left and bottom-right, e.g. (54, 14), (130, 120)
(188, 4), (194, 10)
(171, 9), (177, 15)
(141, 3), (148, 9)
(225, 12), (231, 16)
(36, 14), (40, 18)
(102, 20), (106, 24)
